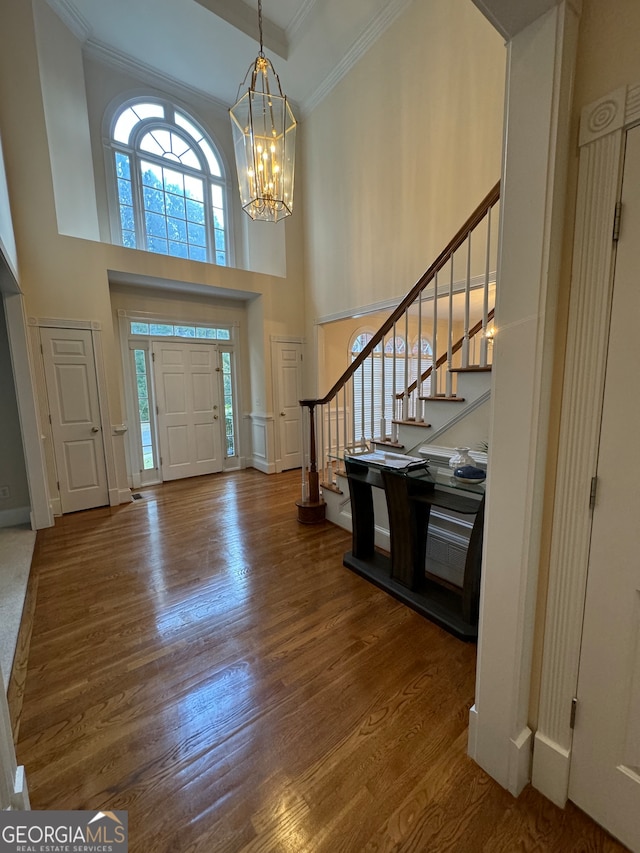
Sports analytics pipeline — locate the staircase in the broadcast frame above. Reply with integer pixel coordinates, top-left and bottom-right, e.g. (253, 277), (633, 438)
(297, 182), (500, 524)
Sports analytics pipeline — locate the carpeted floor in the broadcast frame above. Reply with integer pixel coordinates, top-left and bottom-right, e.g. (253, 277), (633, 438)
(0, 525), (36, 689)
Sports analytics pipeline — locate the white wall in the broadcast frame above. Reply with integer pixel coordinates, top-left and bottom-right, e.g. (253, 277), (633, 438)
(32, 0), (100, 242)
(0, 295), (30, 524)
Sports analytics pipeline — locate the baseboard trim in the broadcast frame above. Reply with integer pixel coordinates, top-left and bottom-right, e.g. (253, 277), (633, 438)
(531, 730), (570, 807)
(250, 458), (276, 475)
(467, 703), (479, 758)
(110, 488), (132, 506)
(468, 706), (532, 796)
(509, 726), (533, 796)
(0, 507), (31, 527)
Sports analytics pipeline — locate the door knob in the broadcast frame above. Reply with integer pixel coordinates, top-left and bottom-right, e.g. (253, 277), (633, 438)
(91, 427), (100, 433)
(280, 411), (286, 416)
(214, 415), (219, 420)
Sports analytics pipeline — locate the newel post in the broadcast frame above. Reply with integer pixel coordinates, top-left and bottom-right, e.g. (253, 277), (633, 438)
(297, 401), (326, 524)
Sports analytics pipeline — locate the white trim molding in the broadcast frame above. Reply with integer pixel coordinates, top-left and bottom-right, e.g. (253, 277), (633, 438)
(0, 668), (30, 810)
(248, 413), (276, 474)
(4, 294), (53, 530)
(531, 84), (640, 807)
(469, 0), (580, 795)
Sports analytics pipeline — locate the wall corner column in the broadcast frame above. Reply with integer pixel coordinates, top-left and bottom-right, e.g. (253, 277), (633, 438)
(469, 0), (580, 794)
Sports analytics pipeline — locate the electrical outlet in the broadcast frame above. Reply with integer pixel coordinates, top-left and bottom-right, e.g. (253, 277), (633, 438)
(0, 485), (10, 499)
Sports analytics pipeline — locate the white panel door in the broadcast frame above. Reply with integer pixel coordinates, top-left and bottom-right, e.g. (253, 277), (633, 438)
(153, 342), (222, 481)
(273, 341), (302, 471)
(40, 327), (109, 513)
(568, 125), (640, 852)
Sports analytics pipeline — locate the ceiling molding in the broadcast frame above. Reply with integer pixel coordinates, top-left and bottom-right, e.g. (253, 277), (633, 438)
(45, 0), (92, 41)
(301, 0), (413, 117)
(285, 0), (317, 43)
(469, 0), (561, 40)
(83, 39), (231, 115)
(192, 0), (289, 59)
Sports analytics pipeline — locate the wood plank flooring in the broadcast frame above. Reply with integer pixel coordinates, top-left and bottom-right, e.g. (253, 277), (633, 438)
(14, 469), (626, 852)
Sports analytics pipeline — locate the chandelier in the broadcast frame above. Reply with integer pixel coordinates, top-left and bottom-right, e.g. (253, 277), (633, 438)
(229, 0), (297, 222)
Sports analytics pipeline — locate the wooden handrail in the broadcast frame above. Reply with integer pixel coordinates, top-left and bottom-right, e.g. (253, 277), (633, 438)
(396, 308), (495, 399)
(300, 180), (500, 409)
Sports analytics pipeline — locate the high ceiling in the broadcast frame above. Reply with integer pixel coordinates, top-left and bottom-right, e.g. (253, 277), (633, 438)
(46, 0), (416, 116)
(46, 0), (558, 116)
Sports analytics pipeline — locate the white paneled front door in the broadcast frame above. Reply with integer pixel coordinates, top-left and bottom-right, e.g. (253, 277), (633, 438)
(40, 327), (109, 513)
(568, 125), (640, 852)
(273, 341), (302, 471)
(153, 342), (222, 481)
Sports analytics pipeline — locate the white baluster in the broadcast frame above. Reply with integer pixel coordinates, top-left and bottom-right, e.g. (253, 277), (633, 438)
(462, 233), (471, 367)
(403, 311), (409, 419)
(480, 206), (492, 367)
(380, 332), (387, 439)
(447, 257), (454, 397)
(432, 271), (439, 396)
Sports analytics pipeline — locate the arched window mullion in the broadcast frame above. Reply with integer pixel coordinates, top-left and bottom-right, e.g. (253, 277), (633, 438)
(108, 97), (228, 265)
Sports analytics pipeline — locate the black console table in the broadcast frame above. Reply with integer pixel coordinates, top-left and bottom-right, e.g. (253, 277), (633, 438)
(343, 453), (485, 640)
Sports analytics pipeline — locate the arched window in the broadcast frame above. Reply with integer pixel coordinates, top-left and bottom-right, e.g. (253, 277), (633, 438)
(108, 98), (229, 265)
(349, 331), (434, 440)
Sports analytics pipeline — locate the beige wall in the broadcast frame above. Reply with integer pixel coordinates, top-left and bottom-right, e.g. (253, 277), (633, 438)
(302, 0), (505, 398)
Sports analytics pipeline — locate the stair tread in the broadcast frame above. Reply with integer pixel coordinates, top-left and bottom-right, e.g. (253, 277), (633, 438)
(392, 419), (432, 428)
(373, 439), (405, 449)
(321, 481), (344, 495)
(449, 365), (492, 373)
(418, 395), (466, 402)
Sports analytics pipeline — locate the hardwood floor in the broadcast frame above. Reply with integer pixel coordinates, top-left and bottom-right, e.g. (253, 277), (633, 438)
(15, 469), (626, 852)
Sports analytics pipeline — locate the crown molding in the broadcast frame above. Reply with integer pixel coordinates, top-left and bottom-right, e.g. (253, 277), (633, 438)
(83, 39), (230, 115)
(286, 0), (317, 43)
(301, 0), (413, 117)
(45, 0), (91, 41)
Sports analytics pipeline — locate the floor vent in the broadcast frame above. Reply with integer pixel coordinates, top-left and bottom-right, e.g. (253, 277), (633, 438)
(131, 493), (143, 500)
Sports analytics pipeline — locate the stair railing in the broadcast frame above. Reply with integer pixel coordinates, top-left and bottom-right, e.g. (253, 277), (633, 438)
(298, 182), (500, 520)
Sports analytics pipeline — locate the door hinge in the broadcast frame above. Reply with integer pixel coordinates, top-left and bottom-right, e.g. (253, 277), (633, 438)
(156, 405), (159, 415)
(56, 480), (60, 492)
(160, 456), (163, 466)
(613, 201), (622, 242)
(48, 414), (52, 425)
(151, 352), (155, 362)
(570, 697), (578, 730)
(589, 476), (598, 510)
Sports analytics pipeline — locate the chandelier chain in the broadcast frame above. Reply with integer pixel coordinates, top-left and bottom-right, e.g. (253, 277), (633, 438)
(258, 0), (264, 56)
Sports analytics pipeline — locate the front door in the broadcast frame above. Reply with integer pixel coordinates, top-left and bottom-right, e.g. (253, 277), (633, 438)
(40, 327), (109, 513)
(153, 342), (222, 481)
(273, 341), (302, 471)
(568, 124), (640, 852)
